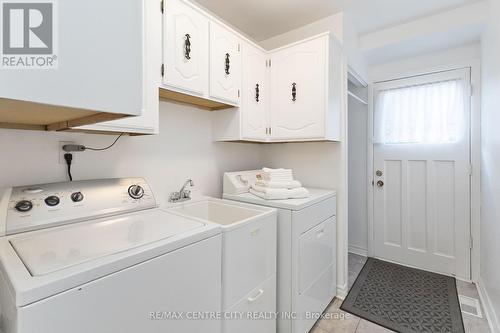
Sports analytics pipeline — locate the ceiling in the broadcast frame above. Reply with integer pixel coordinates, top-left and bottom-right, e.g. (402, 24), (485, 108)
(349, 0), (479, 35)
(192, 0), (348, 41)
(193, 0), (480, 41)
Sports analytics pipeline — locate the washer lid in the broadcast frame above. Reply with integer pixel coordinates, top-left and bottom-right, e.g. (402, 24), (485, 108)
(9, 209), (204, 276)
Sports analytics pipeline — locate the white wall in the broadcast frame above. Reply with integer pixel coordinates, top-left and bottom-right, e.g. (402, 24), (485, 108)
(369, 43), (481, 82)
(342, 11), (368, 79)
(259, 13), (344, 49)
(480, 0), (500, 330)
(0, 101), (263, 204)
(359, 1), (487, 66)
(261, 142), (342, 189)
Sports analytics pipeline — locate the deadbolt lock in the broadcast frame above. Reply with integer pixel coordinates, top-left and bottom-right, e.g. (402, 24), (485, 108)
(376, 170), (383, 177)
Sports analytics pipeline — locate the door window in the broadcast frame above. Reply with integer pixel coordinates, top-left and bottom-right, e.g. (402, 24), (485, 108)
(374, 79), (465, 144)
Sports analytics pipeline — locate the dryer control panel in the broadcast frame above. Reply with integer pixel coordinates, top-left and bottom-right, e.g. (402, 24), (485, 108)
(223, 170), (263, 195)
(0, 178), (156, 235)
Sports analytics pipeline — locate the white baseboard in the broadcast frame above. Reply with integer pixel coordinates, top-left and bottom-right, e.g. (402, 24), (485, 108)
(477, 278), (500, 333)
(348, 245), (368, 257)
(337, 282), (349, 300)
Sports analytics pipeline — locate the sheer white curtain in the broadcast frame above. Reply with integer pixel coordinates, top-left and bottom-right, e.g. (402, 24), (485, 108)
(374, 79), (465, 144)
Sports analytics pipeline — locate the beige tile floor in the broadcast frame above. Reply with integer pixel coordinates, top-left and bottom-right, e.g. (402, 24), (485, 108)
(310, 253), (491, 333)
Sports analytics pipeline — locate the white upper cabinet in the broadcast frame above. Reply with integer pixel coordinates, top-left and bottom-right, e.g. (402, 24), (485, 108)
(209, 22), (242, 105)
(270, 36), (327, 141)
(214, 32), (344, 143)
(163, 0), (209, 96)
(160, 0), (239, 110)
(75, 0), (161, 135)
(241, 43), (268, 141)
(0, 0), (146, 132)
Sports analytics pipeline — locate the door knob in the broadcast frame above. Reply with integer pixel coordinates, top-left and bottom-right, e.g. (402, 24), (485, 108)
(377, 180), (384, 188)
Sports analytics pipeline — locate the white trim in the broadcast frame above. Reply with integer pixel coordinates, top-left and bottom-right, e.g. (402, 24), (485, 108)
(469, 59), (481, 283)
(367, 84), (375, 257)
(347, 91), (368, 105)
(348, 245), (368, 257)
(336, 282), (349, 299)
(367, 59), (481, 281)
(337, 54), (350, 303)
(477, 278), (500, 333)
(348, 66), (368, 88)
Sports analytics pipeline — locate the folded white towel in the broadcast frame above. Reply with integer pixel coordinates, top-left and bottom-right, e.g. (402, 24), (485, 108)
(262, 167), (293, 176)
(255, 180), (302, 189)
(251, 184), (309, 195)
(260, 167), (294, 182)
(262, 167), (292, 173)
(249, 187), (310, 200)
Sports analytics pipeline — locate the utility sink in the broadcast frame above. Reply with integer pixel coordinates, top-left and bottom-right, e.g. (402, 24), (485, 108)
(167, 197), (277, 313)
(167, 198), (273, 230)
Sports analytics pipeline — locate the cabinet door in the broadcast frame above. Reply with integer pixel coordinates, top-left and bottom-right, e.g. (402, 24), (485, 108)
(163, 0), (209, 96)
(270, 37), (327, 140)
(0, 0), (143, 117)
(241, 43), (268, 140)
(210, 22), (241, 105)
(75, 0), (160, 134)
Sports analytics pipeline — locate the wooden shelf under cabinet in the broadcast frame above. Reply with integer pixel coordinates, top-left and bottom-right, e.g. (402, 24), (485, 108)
(0, 97), (128, 132)
(159, 88), (235, 111)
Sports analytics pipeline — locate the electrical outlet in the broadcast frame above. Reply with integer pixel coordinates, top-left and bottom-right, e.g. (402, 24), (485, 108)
(59, 141), (76, 165)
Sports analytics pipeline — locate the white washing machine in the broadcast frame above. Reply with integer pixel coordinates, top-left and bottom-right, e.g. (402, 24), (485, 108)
(0, 178), (222, 333)
(223, 170), (337, 333)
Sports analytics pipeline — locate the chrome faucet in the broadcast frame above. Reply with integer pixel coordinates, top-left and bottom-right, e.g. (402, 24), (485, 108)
(169, 179), (194, 203)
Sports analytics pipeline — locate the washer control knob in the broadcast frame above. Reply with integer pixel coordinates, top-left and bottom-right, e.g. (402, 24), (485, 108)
(15, 200), (33, 212)
(45, 195), (60, 207)
(128, 185), (144, 199)
(71, 192), (84, 203)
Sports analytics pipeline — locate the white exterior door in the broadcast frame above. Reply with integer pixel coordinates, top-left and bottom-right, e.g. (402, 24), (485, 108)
(209, 22), (241, 105)
(163, 0), (209, 96)
(269, 37), (326, 141)
(241, 43), (268, 141)
(373, 68), (471, 279)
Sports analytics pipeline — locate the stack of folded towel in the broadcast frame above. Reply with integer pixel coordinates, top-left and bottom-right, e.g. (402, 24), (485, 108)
(249, 167), (310, 200)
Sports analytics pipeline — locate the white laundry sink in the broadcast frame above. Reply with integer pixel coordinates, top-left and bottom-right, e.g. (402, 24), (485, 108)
(167, 198), (272, 229)
(167, 197), (277, 318)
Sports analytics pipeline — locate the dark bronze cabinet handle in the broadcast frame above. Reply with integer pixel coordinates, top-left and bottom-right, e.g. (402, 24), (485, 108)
(292, 82), (297, 101)
(225, 53), (230, 75)
(255, 84), (260, 102)
(184, 34), (191, 60)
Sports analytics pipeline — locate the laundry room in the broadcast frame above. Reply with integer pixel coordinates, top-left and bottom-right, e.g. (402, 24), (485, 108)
(0, 0), (499, 332)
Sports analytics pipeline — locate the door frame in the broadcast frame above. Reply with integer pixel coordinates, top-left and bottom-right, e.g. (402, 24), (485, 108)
(367, 59), (481, 282)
